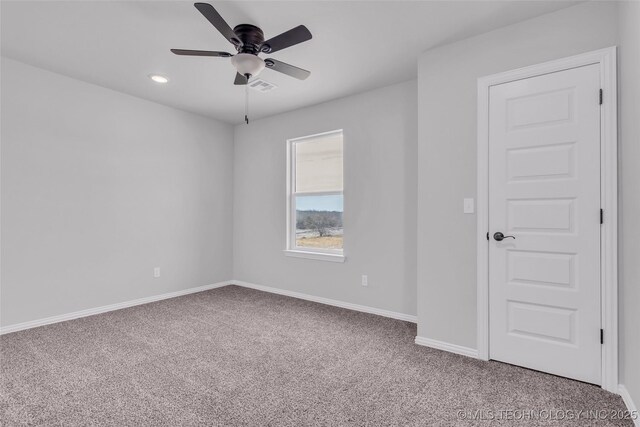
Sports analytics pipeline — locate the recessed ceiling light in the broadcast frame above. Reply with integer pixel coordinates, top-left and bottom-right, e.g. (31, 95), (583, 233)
(149, 74), (169, 84)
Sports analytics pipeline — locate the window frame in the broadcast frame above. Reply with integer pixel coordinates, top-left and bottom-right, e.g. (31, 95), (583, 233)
(285, 129), (345, 263)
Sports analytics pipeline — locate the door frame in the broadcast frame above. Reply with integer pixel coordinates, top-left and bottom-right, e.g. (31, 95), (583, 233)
(476, 47), (618, 392)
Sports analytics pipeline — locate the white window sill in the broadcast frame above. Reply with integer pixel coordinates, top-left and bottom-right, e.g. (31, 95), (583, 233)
(283, 250), (346, 263)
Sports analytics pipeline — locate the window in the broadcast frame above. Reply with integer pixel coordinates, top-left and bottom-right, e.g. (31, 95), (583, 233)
(286, 130), (344, 262)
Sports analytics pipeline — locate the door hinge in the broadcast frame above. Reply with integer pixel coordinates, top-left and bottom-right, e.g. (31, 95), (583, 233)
(599, 89), (603, 105)
(600, 329), (604, 344)
(600, 209), (604, 224)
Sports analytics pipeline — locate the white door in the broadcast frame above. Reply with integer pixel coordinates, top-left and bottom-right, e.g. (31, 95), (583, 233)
(488, 64), (601, 384)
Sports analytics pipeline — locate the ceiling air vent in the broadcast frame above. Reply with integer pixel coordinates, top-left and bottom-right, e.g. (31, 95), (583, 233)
(248, 78), (278, 93)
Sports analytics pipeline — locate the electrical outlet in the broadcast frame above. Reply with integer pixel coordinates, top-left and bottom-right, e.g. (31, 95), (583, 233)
(154, 267), (160, 278)
(361, 275), (368, 287)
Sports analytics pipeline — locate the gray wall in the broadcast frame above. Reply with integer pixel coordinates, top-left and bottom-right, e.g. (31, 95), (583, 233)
(1, 58), (234, 327)
(416, 1), (619, 347)
(618, 0), (640, 409)
(233, 80), (417, 316)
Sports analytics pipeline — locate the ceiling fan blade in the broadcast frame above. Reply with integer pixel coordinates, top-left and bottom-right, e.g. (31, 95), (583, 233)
(194, 3), (242, 47)
(171, 49), (233, 57)
(234, 73), (248, 85)
(261, 25), (312, 53)
(264, 59), (310, 80)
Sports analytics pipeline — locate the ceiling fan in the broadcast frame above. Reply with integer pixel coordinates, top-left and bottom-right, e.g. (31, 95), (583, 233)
(171, 3), (312, 86)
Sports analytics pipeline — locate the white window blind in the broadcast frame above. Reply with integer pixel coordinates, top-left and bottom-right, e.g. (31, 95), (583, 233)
(295, 133), (343, 193)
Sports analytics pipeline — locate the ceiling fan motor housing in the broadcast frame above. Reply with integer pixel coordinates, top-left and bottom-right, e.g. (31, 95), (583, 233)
(233, 24), (265, 54)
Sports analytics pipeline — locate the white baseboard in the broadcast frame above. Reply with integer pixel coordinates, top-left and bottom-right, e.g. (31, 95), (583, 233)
(619, 385), (640, 426)
(2, 280), (416, 335)
(0, 280), (232, 335)
(414, 335), (479, 359)
(231, 280), (417, 323)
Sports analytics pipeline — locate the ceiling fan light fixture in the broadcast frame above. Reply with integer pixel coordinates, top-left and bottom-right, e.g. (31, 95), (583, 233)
(231, 53), (265, 78)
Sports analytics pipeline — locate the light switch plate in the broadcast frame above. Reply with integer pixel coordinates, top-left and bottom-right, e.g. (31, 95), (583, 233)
(464, 198), (475, 214)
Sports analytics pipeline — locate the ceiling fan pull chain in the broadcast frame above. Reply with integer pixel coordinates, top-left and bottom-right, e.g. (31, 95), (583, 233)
(244, 78), (249, 125)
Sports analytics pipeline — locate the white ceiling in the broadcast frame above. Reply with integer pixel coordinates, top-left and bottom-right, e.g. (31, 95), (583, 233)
(1, 1), (578, 124)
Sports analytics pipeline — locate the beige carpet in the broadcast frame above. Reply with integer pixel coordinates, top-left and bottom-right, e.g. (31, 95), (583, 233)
(0, 285), (633, 426)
